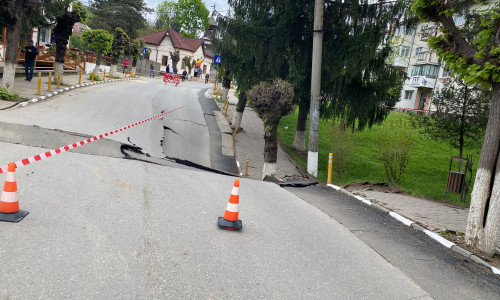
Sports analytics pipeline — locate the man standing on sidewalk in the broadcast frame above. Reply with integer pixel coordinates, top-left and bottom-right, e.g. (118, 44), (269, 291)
(21, 40), (38, 82)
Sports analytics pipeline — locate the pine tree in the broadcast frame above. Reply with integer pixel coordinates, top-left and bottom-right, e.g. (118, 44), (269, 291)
(320, 0), (407, 131)
(88, 0), (151, 38)
(215, 0), (407, 149)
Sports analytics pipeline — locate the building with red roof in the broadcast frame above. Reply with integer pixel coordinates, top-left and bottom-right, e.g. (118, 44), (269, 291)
(140, 27), (215, 77)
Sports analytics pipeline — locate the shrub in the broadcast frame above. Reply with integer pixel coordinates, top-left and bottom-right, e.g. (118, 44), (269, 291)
(376, 119), (415, 185)
(329, 120), (355, 181)
(0, 86), (22, 101)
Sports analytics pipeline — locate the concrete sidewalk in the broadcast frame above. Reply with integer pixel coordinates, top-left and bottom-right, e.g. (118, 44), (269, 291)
(207, 87), (500, 252)
(1, 71), (130, 109)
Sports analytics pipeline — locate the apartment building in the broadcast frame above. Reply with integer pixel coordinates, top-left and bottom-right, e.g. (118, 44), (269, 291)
(392, 15), (467, 112)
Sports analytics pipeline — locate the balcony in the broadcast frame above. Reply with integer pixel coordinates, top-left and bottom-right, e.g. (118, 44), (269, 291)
(416, 51), (432, 63)
(409, 76), (436, 88)
(393, 56), (409, 68)
(420, 26), (438, 40)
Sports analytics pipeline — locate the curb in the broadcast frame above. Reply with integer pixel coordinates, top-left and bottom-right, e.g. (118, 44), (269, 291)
(11, 78), (137, 109)
(326, 184), (500, 277)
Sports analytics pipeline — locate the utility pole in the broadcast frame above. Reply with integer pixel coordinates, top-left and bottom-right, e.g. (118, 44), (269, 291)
(307, 0), (324, 177)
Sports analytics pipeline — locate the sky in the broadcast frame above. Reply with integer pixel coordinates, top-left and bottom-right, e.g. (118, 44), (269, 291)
(144, 0), (230, 21)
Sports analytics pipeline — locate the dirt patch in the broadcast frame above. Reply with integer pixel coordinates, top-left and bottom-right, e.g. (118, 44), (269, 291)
(442, 230), (500, 270)
(344, 181), (404, 194)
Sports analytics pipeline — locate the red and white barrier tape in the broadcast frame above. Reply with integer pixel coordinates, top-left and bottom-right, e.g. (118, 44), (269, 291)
(0, 102), (194, 174)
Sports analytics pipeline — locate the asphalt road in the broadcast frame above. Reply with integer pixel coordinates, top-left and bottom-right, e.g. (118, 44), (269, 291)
(0, 78), (236, 174)
(286, 185), (500, 300)
(0, 78), (496, 298)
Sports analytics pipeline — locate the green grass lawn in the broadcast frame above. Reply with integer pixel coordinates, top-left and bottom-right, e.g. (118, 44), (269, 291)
(277, 110), (482, 206)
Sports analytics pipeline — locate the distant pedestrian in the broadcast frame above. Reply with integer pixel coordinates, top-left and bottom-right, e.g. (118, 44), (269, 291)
(182, 69), (187, 81)
(194, 67), (198, 78)
(21, 40), (38, 82)
(123, 58), (130, 74)
(169, 65), (173, 73)
(205, 73), (209, 84)
(150, 63), (155, 77)
(166, 64), (170, 73)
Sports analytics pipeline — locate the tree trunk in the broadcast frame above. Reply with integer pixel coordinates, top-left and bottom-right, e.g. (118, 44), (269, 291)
(110, 64), (118, 77)
(293, 101), (308, 151)
(465, 83), (500, 256)
(93, 51), (102, 75)
(262, 124), (278, 179)
(232, 91), (247, 129)
(221, 74), (231, 106)
(1, 0), (25, 91)
(54, 62), (64, 85)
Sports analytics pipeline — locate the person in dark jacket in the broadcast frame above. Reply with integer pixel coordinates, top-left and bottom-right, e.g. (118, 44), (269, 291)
(21, 40), (38, 81)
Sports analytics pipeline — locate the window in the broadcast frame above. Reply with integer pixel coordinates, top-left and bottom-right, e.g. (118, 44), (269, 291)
(203, 65), (207, 74)
(39, 28), (47, 44)
(415, 47), (423, 55)
(400, 45), (411, 57)
(453, 15), (466, 26)
(411, 64), (439, 78)
(181, 61), (186, 69)
(404, 90), (414, 100)
(162, 55), (168, 66)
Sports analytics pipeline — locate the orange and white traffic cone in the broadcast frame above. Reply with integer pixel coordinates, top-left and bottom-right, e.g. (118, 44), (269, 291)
(218, 179), (242, 230)
(0, 162), (29, 222)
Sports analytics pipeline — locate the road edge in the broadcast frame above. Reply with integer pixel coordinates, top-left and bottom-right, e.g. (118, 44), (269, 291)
(326, 184), (500, 277)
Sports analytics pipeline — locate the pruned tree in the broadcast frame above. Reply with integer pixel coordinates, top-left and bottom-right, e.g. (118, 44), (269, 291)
(82, 29), (114, 75)
(412, 77), (490, 157)
(182, 56), (194, 74)
(248, 79), (295, 179)
(127, 38), (145, 75)
(53, 1), (88, 83)
(412, 0), (500, 255)
(221, 70), (232, 109)
(0, 0), (28, 91)
(169, 49), (180, 72)
(0, 0), (73, 90)
(108, 27), (130, 77)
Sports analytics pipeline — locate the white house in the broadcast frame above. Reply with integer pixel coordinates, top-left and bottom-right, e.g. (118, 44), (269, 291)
(139, 27), (215, 77)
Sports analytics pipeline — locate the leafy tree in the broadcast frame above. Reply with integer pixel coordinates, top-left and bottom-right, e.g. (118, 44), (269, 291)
(155, 1), (181, 32)
(412, 0), (500, 256)
(108, 27), (130, 76)
(88, 0), (151, 38)
(412, 77), (490, 157)
(248, 79), (295, 179)
(155, 0), (210, 38)
(82, 29), (114, 75)
(70, 35), (88, 51)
